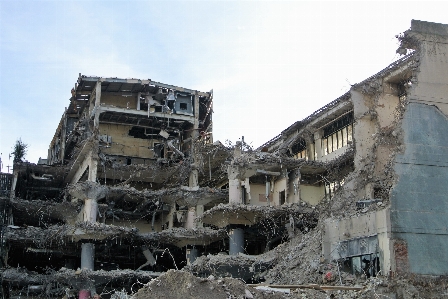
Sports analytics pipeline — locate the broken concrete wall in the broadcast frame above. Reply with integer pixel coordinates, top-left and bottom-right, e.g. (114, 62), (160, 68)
(249, 184), (269, 206)
(300, 185), (325, 206)
(101, 93), (138, 109)
(322, 208), (391, 274)
(99, 123), (157, 159)
(272, 176), (287, 206)
(406, 20), (448, 115)
(390, 102), (448, 275)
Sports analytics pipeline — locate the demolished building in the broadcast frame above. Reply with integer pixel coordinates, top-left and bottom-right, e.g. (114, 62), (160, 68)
(1, 19), (448, 298)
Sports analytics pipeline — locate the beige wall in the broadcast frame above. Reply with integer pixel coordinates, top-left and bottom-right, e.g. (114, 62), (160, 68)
(99, 123), (156, 158)
(410, 38), (448, 115)
(376, 92), (400, 129)
(101, 94), (138, 109)
(300, 184), (325, 206)
(248, 184), (269, 206)
(273, 177), (287, 206)
(351, 90), (378, 168)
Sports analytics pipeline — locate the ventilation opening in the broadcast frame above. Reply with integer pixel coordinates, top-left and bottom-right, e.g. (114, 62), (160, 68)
(180, 103), (188, 110)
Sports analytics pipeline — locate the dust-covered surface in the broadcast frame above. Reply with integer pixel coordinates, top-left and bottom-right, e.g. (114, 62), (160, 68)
(5, 222), (137, 247)
(67, 181), (228, 207)
(186, 253), (274, 283)
(137, 227), (228, 247)
(133, 270), (290, 299)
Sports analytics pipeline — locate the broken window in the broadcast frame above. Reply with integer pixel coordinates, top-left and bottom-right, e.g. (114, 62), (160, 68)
(291, 138), (307, 160)
(342, 253), (380, 278)
(322, 111), (354, 156)
(324, 179), (344, 200)
(129, 127), (156, 139)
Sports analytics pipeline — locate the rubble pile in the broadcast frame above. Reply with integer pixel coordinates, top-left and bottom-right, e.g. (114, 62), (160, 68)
(133, 270), (289, 299)
(262, 228), (323, 286)
(186, 253), (275, 283)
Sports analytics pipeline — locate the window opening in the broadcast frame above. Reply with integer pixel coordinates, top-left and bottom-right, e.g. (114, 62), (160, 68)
(342, 253), (380, 278)
(291, 138), (307, 160)
(321, 111), (354, 156)
(279, 190), (286, 205)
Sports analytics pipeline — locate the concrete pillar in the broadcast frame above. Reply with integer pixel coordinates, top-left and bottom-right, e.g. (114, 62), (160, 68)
(93, 81), (101, 129)
(168, 204), (176, 229)
(186, 247), (199, 265)
(189, 168), (198, 188)
(229, 179), (242, 204)
(137, 92), (141, 110)
(307, 142), (315, 161)
(184, 207), (196, 229)
(234, 141), (242, 157)
(88, 156), (98, 183)
(229, 228), (244, 255)
(83, 198), (98, 223)
(81, 243), (95, 270)
(196, 204), (204, 227)
(314, 131), (323, 160)
(81, 153), (100, 273)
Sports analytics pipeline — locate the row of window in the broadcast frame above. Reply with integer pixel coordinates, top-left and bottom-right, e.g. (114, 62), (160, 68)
(291, 123), (353, 160)
(322, 124), (353, 156)
(291, 110), (354, 160)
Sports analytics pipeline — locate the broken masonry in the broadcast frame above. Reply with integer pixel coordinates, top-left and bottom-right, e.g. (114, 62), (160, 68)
(2, 19), (448, 298)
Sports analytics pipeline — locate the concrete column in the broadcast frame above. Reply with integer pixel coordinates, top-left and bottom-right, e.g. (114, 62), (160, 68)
(314, 131), (323, 160)
(196, 204), (204, 227)
(229, 228), (244, 255)
(88, 155), (98, 183)
(80, 153), (100, 275)
(307, 142), (315, 161)
(81, 243), (95, 270)
(168, 204), (176, 229)
(10, 170), (18, 197)
(93, 81), (101, 129)
(83, 198), (98, 223)
(60, 111), (67, 164)
(189, 168), (198, 188)
(137, 92), (141, 110)
(184, 207), (196, 229)
(186, 247), (199, 265)
(229, 179), (242, 204)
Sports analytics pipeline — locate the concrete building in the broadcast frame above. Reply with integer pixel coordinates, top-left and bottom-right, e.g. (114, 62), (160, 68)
(1, 19), (448, 298)
(242, 19), (448, 277)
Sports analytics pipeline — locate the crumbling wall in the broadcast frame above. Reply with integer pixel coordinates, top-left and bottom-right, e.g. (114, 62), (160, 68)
(101, 94), (138, 109)
(300, 185), (325, 206)
(99, 123), (156, 159)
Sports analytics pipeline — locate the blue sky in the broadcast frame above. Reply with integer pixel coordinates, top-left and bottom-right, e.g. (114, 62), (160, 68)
(0, 0), (446, 170)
